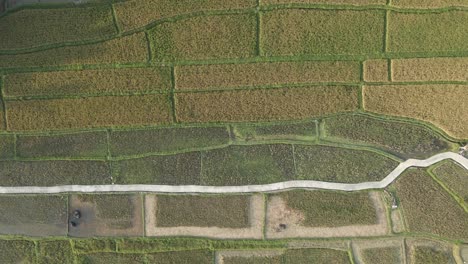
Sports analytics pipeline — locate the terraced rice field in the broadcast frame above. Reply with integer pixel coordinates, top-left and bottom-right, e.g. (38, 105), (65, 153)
(0, 0), (467, 262)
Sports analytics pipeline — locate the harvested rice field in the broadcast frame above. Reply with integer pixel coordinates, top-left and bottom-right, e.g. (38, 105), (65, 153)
(0, 0), (467, 258)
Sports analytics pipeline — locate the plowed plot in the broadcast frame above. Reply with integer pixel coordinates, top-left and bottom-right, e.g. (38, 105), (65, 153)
(294, 145), (398, 183)
(110, 126), (229, 156)
(0, 6), (116, 50)
(391, 57), (468, 82)
(145, 194), (264, 239)
(37, 240), (74, 264)
(322, 114), (453, 159)
(150, 13), (256, 61)
(112, 152), (201, 184)
(393, 169), (468, 241)
(363, 84), (468, 139)
(391, 0), (468, 8)
(261, 9), (384, 56)
(0, 134), (14, 159)
(388, 11), (468, 53)
(432, 161), (468, 205)
(261, 0), (386, 4)
(200, 144), (295, 185)
(4, 67), (171, 97)
(6, 94), (172, 131)
(175, 61), (360, 90)
(176, 86), (358, 123)
(0, 160), (111, 186)
(0, 32), (148, 69)
(0, 195), (67, 236)
(114, 0), (256, 31)
(17, 131), (108, 158)
(232, 120), (317, 142)
(69, 194), (144, 237)
(0, 240), (36, 263)
(266, 190), (388, 238)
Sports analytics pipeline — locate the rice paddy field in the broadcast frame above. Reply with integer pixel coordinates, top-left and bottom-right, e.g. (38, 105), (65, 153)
(0, 0), (467, 262)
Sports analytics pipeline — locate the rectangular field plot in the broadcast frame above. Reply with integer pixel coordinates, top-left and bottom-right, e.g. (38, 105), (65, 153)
(393, 169), (468, 241)
(232, 120), (317, 142)
(261, 0), (386, 5)
(0, 160), (111, 186)
(114, 0), (256, 31)
(0, 195), (68, 236)
(360, 247), (402, 264)
(0, 6), (116, 50)
(149, 13), (257, 61)
(37, 240), (74, 264)
(406, 240), (456, 264)
(391, 57), (468, 82)
(363, 84), (468, 139)
(200, 144), (295, 185)
(294, 145), (398, 183)
(77, 252), (146, 264)
(112, 152), (201, 185)
(175, 60), (361, 90)
(0, 240), (36, 264)
(4, 67), (172, 97)
(145, 194), (264, 239)
(391, 0), (468, 8)
(69, 194), (144, 237)
(17, 131), (108, 158)
(283, 248), (351, 264)
(432, 161), (468, 205)
(0, 134), (14, 159)
(0, 32), (148, 69)
(388, 11), (468, 53)
(261, 9), (384, 56)
(322, 114), (453, 159)
(176, 86), (359, 123)
(6, 94), (172, 131)
(0, 100), (5, 131)
(221, 251), (283, 264)
(363, 59), (389, 82)
(146, 250), (213, 264)
(110, 126), (229, 157)
(266, 190), (387, 238)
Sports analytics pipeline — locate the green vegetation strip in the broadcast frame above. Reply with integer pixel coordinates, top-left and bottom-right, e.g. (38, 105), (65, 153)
(232, 120), (317, 142)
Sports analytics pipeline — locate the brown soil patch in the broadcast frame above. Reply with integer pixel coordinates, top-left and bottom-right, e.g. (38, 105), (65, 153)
(145, 194), (264, 239)
(265, 191), (388, 238)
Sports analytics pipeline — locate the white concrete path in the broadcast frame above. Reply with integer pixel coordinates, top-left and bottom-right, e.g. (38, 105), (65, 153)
(0, 152), (467, 194)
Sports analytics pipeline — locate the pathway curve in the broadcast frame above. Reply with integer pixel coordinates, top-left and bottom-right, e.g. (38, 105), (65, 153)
(1, 152), (467, 194)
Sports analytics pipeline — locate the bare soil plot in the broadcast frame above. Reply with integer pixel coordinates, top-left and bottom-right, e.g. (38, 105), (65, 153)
(388, 11), (468, 53)
(17, 131), (108, 159)
(4, 67), (172, 97)
(391, 0), (468, 8)
(150, 13), (256, 62)
(391, 57), (468, 82)
(69, 194), (144, 237)
(112, 152), (201, 185)
(0, 160), (111, 186)
(145, 194), (264, 239)
(0, 240), (36, 263)
(200, 144), (295, 185)
(432, 161), (468, 206)
(261, 9), (384, 56)
(294, 145), (398, 183)
(265, 191), (388, 238)
(353, 239), (404, 264)
(393, 169), (468, 241)
(176, 86), (359, 123)
(175, 60), (361, 90)
(0, 6), (116, 50)
(322, 114), (454, 159)
(6, 94), (172, 131)
(405, 239), (456, 264)
(363, 59), (389, 82)
(110, 126), (229, 157)
(37, 240), (74, 264)
(0, 134), (14, 159)
(114, 0), (256, 31)
(261, 0), (386, 4)
(232, 120), (316, 142)
(0, 32), (148, 69)
(0, 195), (68, 236)
(363, 84), (468, 139)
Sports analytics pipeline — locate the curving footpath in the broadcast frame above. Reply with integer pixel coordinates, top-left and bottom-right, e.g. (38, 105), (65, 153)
(0, 152), (467, 194)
